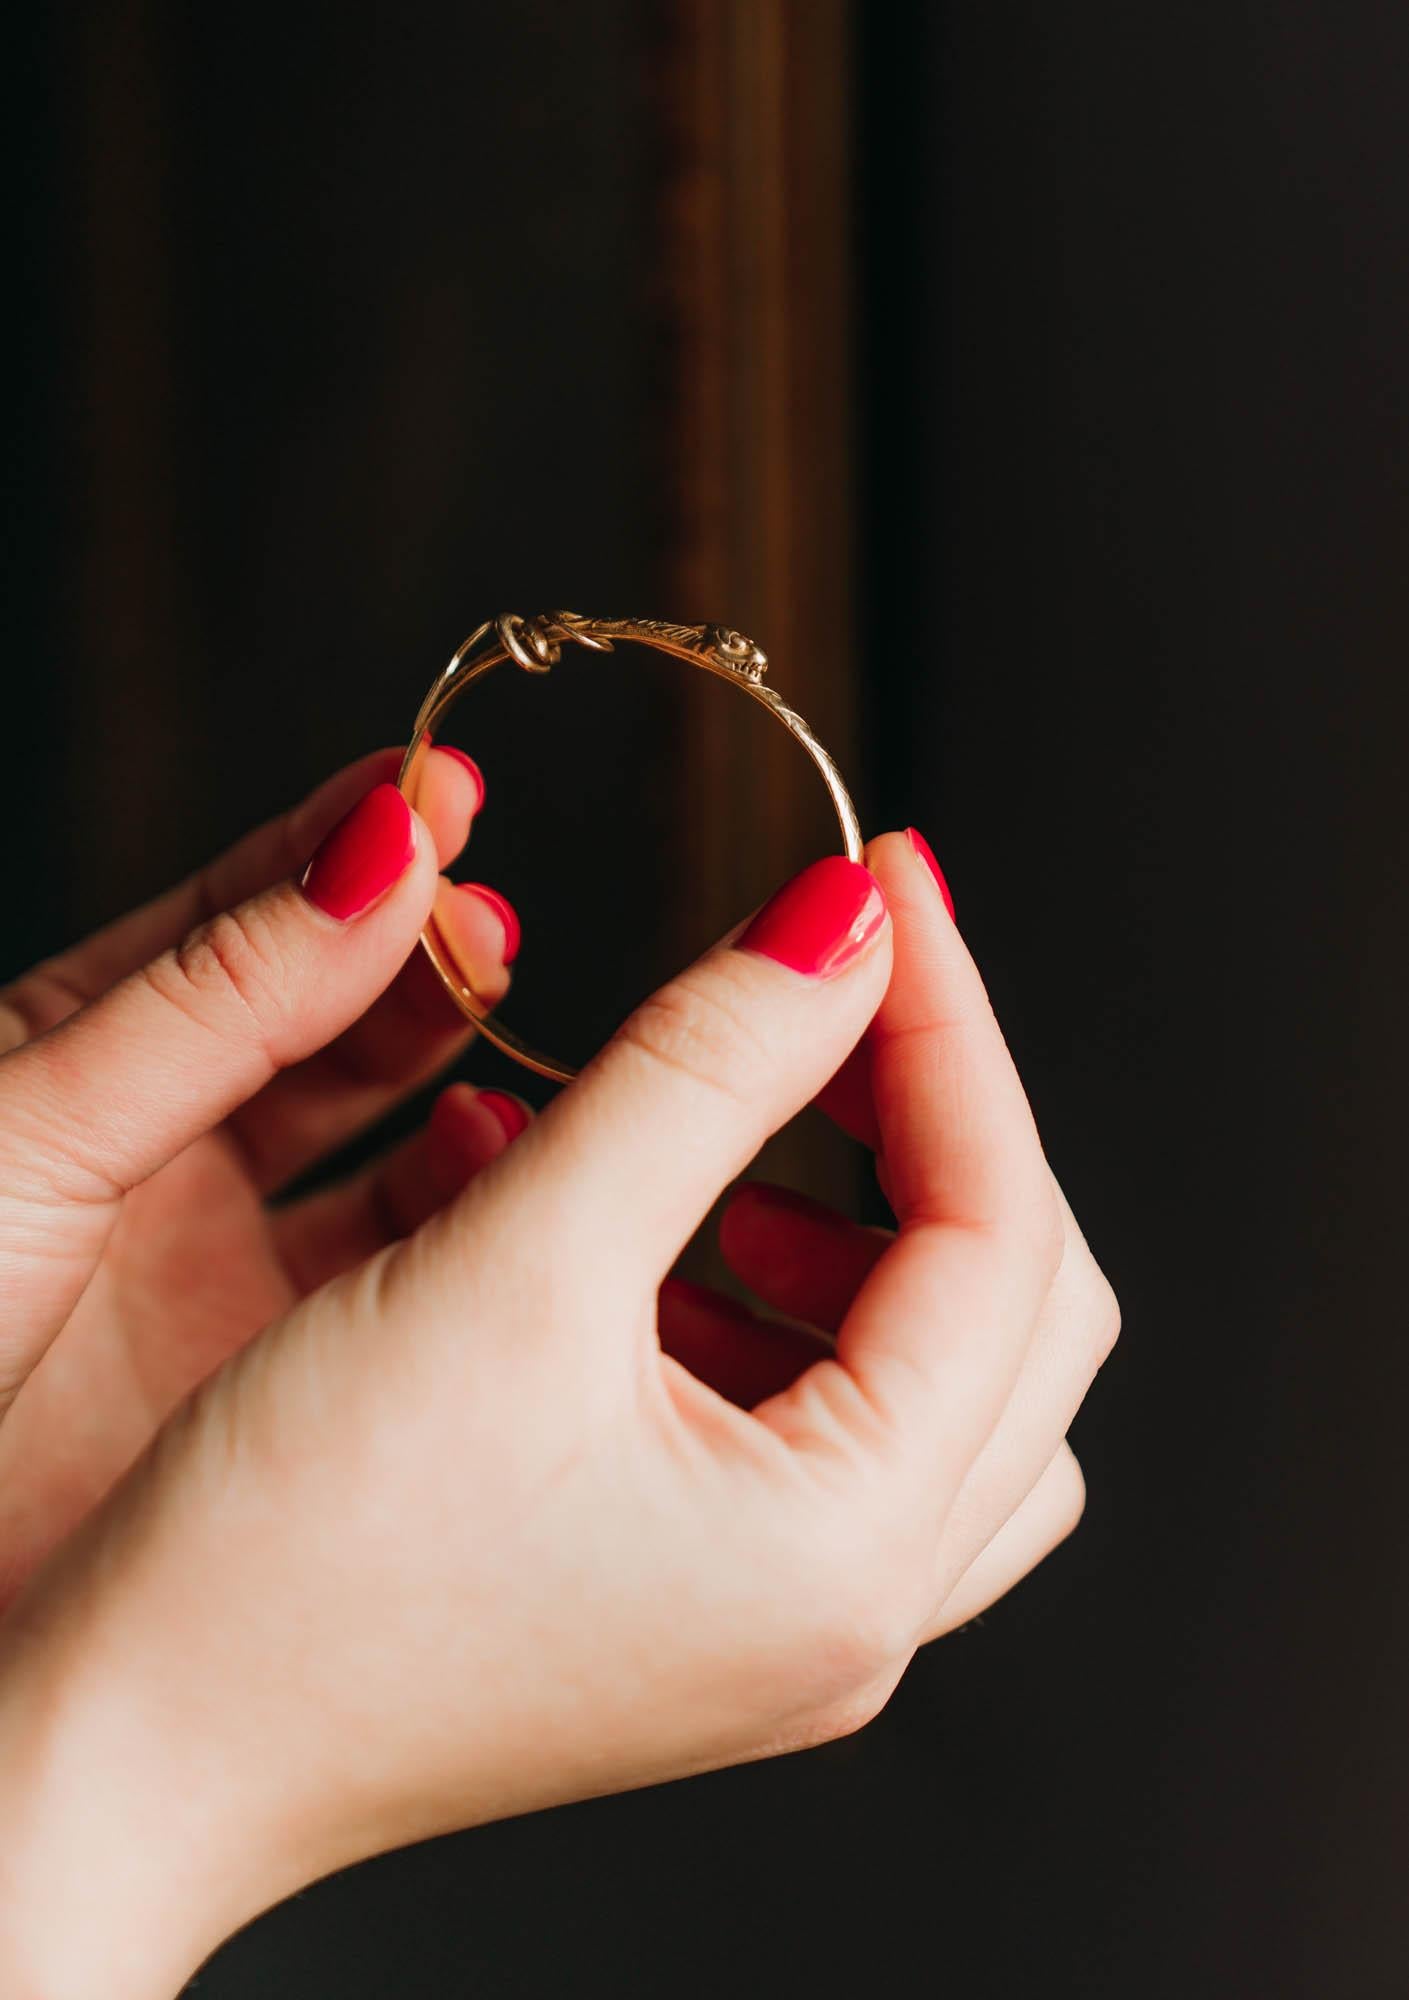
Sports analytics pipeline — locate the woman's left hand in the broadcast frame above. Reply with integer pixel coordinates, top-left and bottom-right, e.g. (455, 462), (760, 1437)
(0, 748), (518, 1601)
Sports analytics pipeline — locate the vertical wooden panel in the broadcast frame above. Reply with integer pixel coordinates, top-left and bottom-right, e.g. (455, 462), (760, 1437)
(655, 0), (861, 1205)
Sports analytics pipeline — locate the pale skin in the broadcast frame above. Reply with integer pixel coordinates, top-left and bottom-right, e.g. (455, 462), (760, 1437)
(0, 750), (1118, 1997)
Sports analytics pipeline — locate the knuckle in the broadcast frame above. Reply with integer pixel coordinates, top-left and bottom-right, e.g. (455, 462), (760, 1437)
(802, 1606), (909, 1709)
(155, 905), (286, 1039)
(615, 968), (774, 1112)
(1085, 1270), (1122, 1367)
(802, 1673), (900, 1748)
(1001, 1181), (1065, 1286)
(1032, 1186), (1067, 1284)
(785, 1517), (929, 1693)
(1051, 1446), (1088, 1539)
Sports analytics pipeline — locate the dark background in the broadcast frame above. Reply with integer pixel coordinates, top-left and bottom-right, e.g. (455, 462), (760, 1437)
(9, 4), (1409, 1995)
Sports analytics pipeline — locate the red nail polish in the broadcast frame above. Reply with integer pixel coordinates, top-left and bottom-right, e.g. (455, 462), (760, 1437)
(456, 883), (521, 964)
(432, 745), (486, 815)
(476, 1090), (531, 1143)
(301, 784), (416, 921)
(736, 856), (886, 978)
(906, 828), (956, 920)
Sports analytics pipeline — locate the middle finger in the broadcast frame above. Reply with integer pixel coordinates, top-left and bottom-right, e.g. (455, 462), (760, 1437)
(227, 876), (517, 1193)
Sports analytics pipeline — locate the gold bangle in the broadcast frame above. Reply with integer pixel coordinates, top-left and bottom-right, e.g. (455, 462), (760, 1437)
(398, 611), (863, 1085)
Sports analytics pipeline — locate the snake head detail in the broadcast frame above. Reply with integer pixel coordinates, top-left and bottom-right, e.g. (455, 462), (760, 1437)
(706, 626), (768, 680)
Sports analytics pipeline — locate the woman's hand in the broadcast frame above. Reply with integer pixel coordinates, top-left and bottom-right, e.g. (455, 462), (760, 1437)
(0, 748), (521, 1602)
(0, 820), (1118, 1999)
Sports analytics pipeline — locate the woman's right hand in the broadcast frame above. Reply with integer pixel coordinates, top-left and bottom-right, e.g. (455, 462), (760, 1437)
(0, 831), (1118, 1999)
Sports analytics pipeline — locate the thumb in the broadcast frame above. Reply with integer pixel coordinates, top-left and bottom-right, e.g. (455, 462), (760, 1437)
(2, 783), (438, 1208)
(501, 856), (891, 1280)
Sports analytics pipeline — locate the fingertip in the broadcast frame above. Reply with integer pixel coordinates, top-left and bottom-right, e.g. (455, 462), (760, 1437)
(300, 783), (420, 922)
(425, 1089), (486, 1200)
(904, 828), (956, 920)
(432, 745), (486, 814)
(865, 828), (957, 929)
(425, 1081), (530, 1195)
(419, 746), (486, 868)
(734, 856), (888, 980)
(456, 882), (520, 965)
(406, 804), (448, 902)
(431, 879), (516, 1005)
(475, 1089), (533, 1143)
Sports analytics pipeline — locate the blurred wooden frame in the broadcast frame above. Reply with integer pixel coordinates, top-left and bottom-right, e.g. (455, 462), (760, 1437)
(655, 0), (859, 927)
(654, 0), (862, 1206)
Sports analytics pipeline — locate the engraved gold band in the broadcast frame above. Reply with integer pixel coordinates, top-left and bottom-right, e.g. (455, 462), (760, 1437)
(398, 612), (864, 1085)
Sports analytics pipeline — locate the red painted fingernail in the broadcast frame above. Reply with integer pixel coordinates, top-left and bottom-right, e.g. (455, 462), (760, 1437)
(456, 883), (521, 965)
(301, 784), (416, 921)
(432, 745), (486, 815)
(906, 828), (956, 920)
(476, 1090), (532, 1143)
(736, 856), (886, 978)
